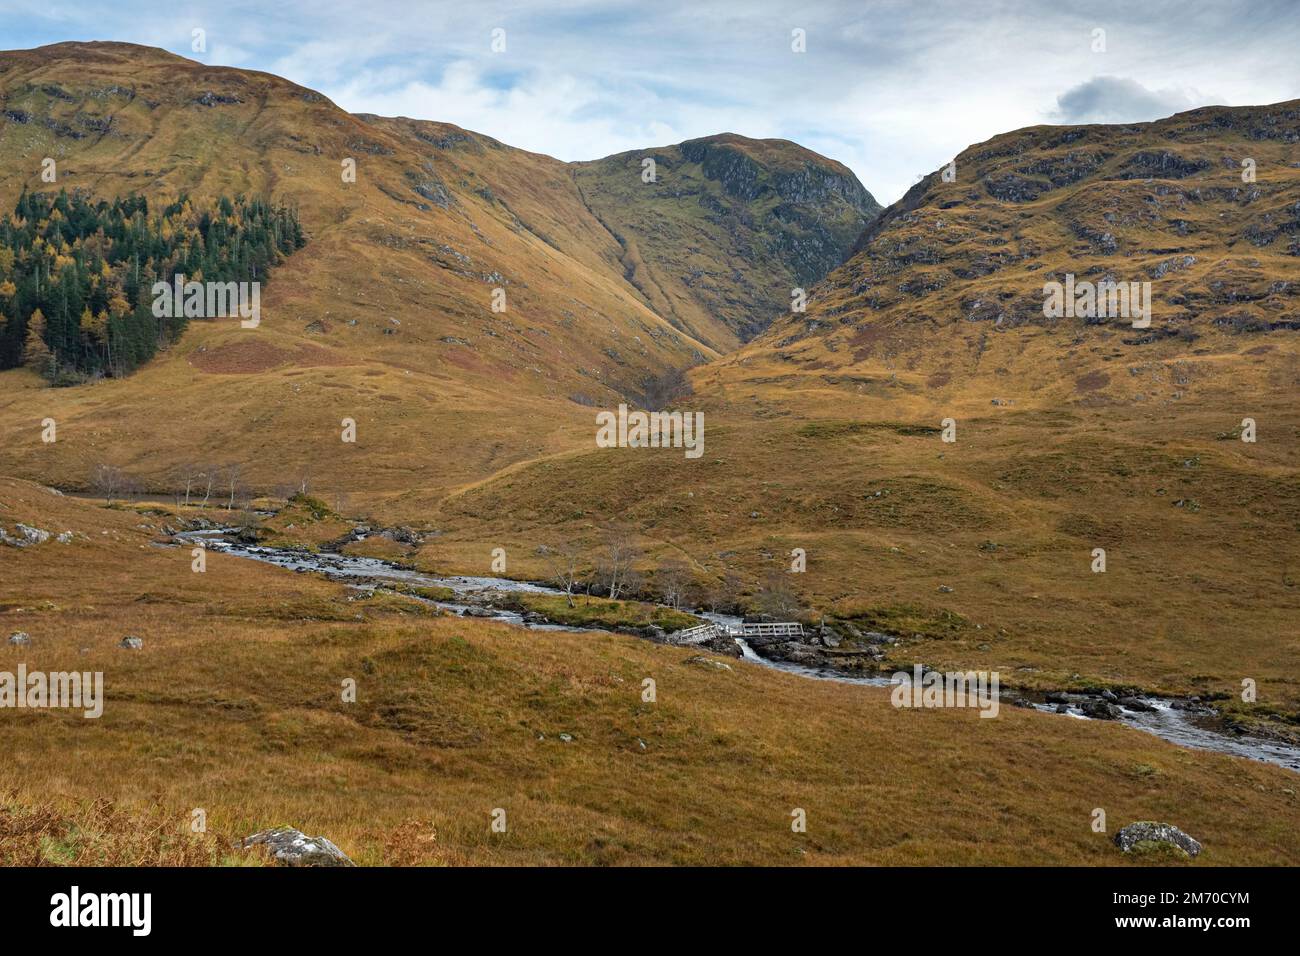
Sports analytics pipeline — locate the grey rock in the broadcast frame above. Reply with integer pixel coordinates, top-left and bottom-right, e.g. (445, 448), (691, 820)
(763, 642), (824, 666)
(1113, 822), (1202, 858)
(1081, 699), (1122, 720)
(1119, 696), (1156, 713)
(7, 632), (30, 646)
(243, 827), (355, 867)
(699, 635), (742, 657)
(119, 635), (144, 650)
(16, 524), (50, 545)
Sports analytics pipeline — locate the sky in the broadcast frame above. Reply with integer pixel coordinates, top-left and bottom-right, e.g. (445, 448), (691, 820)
(1, 0), (1297, 203)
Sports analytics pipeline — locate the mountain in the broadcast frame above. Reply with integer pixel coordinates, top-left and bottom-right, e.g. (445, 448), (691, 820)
(705, 100), (1300, 410)
(0, 41), (877, 497)
(574, 134), (879, 351)
(407, 102), (1300, 717)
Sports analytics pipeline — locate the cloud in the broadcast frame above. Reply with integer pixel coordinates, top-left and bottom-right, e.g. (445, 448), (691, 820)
(1049, 76), (1211, 125)
(1, 0), (1296, 204)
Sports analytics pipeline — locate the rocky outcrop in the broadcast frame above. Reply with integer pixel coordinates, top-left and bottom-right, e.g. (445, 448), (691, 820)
(1, 523), (50, 546)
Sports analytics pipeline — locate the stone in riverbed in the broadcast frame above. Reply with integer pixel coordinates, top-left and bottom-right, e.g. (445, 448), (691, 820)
(242, 826), (355, 867)
(1081, 699), (1123, 720)
(1119, 696), (1156, 713)
(1113, 822), (1201, 858)
(699, 635), (742, 657)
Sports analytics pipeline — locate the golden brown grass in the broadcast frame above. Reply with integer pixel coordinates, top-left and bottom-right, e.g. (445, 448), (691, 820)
(420, 391), (1300, 724)
(2, 480), (1298, 866)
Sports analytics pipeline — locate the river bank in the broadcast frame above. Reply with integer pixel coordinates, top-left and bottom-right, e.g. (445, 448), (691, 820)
(174, 526), (1300, 772)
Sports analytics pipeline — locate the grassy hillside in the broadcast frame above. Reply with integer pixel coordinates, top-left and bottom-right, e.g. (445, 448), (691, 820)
(389, 103), (1300, 726)
(2, 479), (1297, 865)
(0, 42), (875, 500)
(574, 134), (880, 351)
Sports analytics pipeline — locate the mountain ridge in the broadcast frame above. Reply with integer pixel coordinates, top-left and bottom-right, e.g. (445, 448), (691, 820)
(0, 40), (877, 497)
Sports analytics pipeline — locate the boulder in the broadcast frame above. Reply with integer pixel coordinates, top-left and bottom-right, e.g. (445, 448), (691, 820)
(7, 632), (30, 646)
(1081, 699), (1123, 720)
(243, 827), (355, 867)
(119, 635), (144, 650)
(16, 524), (50, 545)
(700, 635), (742, 657)
(1119, 696), (1156, 713)
(764, 642), (825, 666)
(1113, 822), (1202, 858)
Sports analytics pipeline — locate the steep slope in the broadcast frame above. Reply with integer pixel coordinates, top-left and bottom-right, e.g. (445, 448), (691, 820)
(0, 41), (876, 500)
(574, 134), (880, 351)
(702, 100), (1300, 412)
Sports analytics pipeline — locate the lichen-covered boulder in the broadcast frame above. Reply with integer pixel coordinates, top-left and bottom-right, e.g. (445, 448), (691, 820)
(1114, 822), (1202, 858)
(243, 827), (355, 867)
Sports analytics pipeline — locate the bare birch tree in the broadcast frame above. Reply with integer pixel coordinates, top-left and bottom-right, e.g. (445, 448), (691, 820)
(543, 543), (586, 608)
(595, 525), (640, 600)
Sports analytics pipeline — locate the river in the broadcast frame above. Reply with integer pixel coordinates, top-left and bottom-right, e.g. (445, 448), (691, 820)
(178, 529), (1300, 772)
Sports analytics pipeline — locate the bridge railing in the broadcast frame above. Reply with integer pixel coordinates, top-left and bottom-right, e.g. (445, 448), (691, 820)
(740, 622), (805, 638)
(671, 623), (723, 644)
(671, 620), (805, 644)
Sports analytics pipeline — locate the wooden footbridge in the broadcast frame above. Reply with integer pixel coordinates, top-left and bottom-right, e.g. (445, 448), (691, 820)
(670, 621), (804, 645)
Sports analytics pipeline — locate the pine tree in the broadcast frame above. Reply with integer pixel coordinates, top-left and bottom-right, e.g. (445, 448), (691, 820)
(23, 308), (53, 377)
